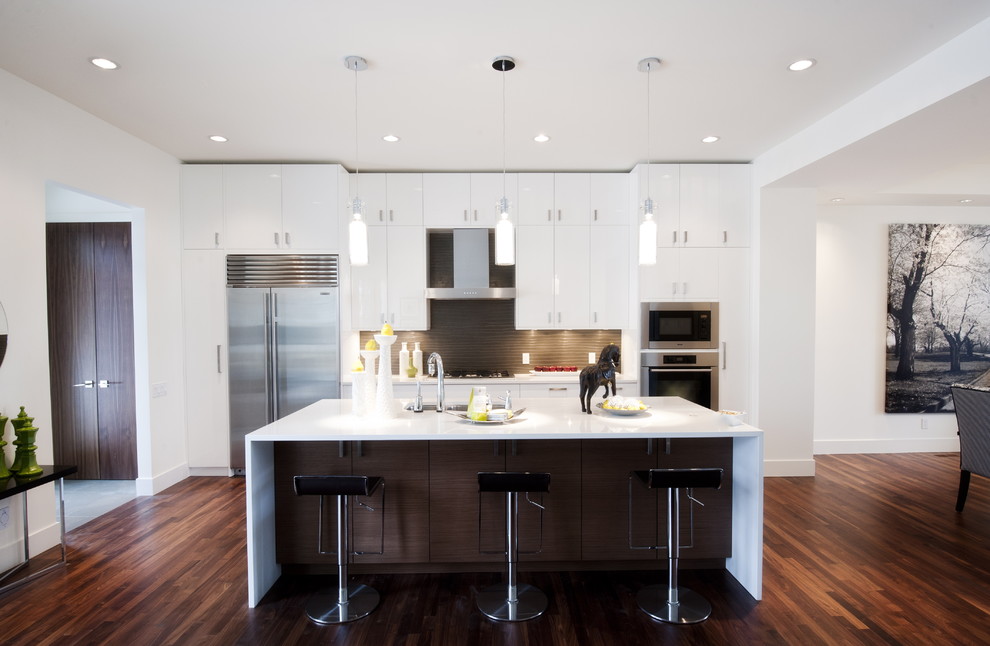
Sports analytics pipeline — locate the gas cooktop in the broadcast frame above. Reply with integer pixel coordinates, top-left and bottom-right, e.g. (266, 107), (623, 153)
(443, 369), (512, 379)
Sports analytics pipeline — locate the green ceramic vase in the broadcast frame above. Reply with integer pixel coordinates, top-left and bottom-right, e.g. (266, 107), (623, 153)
(10, 406), (42, 477)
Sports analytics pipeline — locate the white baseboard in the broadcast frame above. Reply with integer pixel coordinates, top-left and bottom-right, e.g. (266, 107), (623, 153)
(189, 467), (232, 477)
(136, 462), (190, 496)
(763, 458), (816, 477)
(814, 438), (960, 454)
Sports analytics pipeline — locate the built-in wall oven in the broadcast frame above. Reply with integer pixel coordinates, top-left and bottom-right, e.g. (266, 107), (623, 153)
(640, 302), (719, 408)
(640, 351), (719, 410)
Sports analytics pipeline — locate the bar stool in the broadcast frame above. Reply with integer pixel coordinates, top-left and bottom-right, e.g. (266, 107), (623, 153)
(629, 467), (723, 624)
(476, 471), (551, 622)
(293, 474), (385, 625)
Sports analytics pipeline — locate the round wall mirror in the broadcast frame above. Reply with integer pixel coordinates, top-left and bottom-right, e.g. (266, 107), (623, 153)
(0, 300), (7, 368)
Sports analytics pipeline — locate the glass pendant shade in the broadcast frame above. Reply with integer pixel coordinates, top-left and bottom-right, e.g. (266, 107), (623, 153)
(639, 198), (657, 265)
(349, 202), (368, 266)
(495, 202), (514, 265)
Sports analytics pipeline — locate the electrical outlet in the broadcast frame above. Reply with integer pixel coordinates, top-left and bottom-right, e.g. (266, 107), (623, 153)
(588, 352), (596, 364)
(920, 417), (928, 429)
(522, 353), (530, 365)
(151, 382), (167, 398)
(0, 504), (10, 530)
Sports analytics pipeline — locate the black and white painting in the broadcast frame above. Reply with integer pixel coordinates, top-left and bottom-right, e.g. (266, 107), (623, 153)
(886, 224), (990, 413)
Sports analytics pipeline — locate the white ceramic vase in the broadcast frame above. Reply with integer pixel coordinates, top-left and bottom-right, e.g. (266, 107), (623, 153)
(359, 350), (379, 416)
(374, 334), (397, 418)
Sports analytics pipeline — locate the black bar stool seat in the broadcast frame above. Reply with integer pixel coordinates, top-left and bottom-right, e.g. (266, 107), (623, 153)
(631, 467), (723, 625)
(476, 471), (550, 622)
(293, 474), (384, 625)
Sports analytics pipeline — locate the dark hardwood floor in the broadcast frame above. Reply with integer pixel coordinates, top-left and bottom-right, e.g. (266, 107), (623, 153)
(2, 452), (989, 645)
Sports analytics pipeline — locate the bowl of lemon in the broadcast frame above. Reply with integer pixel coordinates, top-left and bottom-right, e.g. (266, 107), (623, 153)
(596, 397), (649, 416)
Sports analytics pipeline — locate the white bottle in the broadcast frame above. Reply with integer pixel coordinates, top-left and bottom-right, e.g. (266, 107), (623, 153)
(412, 342), (423, 378)
(398, 342), (410, 380)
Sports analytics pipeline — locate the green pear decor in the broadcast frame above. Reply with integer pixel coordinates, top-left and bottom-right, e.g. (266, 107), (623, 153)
(0, 412), (10, 479)
(10, 406), (42, 476)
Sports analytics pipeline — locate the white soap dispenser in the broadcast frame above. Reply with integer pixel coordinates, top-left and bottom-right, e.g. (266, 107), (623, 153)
(412, 342), (423, 378)
(398, 342), (410, 380)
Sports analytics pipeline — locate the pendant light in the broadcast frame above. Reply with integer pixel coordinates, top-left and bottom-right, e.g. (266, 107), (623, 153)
(638, 57), (661, 266)
(493, 56), (515, 266)
(346, 55), (369, 266)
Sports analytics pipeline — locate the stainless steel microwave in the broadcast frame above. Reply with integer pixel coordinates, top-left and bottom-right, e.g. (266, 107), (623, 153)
(641, 302), (719, 350)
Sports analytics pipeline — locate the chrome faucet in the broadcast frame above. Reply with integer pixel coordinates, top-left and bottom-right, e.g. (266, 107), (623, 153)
(427, 352), (445, 412)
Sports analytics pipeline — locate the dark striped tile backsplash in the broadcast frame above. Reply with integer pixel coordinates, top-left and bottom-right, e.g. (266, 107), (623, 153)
(359, 300), (621, 375)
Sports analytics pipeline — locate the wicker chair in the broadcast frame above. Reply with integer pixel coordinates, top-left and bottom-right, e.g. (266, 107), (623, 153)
(950, 385), (990, 511)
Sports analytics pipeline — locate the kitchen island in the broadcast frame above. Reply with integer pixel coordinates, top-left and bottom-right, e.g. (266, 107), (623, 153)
(245, 396), (763, 607)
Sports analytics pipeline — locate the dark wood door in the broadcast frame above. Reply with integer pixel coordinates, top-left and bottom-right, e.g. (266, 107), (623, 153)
(46, 222), (136, 479)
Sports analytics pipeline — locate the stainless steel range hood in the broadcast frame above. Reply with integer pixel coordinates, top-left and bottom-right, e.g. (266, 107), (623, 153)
(425, 228), (516, 299)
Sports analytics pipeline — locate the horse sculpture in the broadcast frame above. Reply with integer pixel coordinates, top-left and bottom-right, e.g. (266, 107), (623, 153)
(579, 344), (621, 414)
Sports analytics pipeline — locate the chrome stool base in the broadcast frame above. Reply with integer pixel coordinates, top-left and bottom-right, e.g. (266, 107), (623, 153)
(306, 583), (380, 625)
(477, 583), (548, 622)
(636, 584), (711, 624)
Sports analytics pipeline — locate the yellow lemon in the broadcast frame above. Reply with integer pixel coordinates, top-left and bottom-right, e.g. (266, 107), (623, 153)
(352, 361), (365, 372)
(381, 322), (394, 335)
(365, 339), (378, 351)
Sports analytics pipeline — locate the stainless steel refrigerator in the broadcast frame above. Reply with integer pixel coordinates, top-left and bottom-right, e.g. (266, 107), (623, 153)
(226, 255), (340, 472)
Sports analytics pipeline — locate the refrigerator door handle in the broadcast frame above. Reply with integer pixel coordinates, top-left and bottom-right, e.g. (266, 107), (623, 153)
(264, 292), (275, 422)
(271, 292), (280, 421)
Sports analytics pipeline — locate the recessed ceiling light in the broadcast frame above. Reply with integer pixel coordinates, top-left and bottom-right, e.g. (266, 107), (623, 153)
(90, 57), (119, 70)
(701, 136), (720, 144)
(209, 135), (228, 143)
(959, 198), (974, 204)
(382, 134), (400, 143)
(788, 58), (816, 72)
(830, 197), (845, 202)
(534, 134), (550, 143)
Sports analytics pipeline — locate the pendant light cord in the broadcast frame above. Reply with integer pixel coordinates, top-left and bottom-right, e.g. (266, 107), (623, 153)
(646, 59), (651, 195)
(353, 59), (360, 196)
(501, 58), (507, 196)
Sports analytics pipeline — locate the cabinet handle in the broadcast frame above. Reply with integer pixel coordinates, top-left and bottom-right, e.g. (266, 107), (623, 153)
(548, 312), (552, 323)
(389, 209), (394, 222)
(557, 312), (561, 323)
(547, 209), (551, 222)
(722, 341), (727, 369)
(214, 232), (220, 247)
(493, 440), (500, 457)
(285, 232), (291, 246)
(682, 282), (687, 295)
(646, 438), (653, 455)
(356, 441), (363, 458)
(338, 441), (346, 458)
(593, 209), (598, 221)
(672, 282), (677, 295)
(557, 209), (562, 221)
(379, 209), (384, 222)
(463, 209), (468, 222)
(723, 230), (728, 244)
(511, 440), (518, 456)
(549, 387), (567, 392)
(473, 209), (478, 221)
(274, 232), (279, 246)
(593, 311), (598, 323)
(665, 438), (672, 455)
(683, 230), (688, 244)
(673, 231), (678, 244)
(217, 345), (222, 374)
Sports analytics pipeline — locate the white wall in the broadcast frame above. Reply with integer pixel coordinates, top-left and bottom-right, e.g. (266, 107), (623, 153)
(815, 204), (990, 453)
(755, 188), (817, 476)
(0, 69), (186, 559)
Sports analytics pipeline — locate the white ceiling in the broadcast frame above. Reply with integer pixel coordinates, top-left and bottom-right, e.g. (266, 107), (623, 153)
(2, 0), (990, 205)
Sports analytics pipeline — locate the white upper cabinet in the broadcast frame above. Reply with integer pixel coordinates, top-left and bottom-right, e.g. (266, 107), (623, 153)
(517, 173), (555, 225)
(281, 164), (339, 250)
(423, 173), (472, 227)
(588, 226), (630, 328)
(717, 165), (751, 247)
(470, 173), (517, 228)
(181, 165), (224, 249)
(589, 173), (631, 226)
(350, 225), (428, 331)
(634, 164), (680, 247)
(386, 174), (424, 226)
(553, 226), (591, 327)
(351, 172), (387, 226)
(639, 247), (719, 301)
(223, 164), (283, 249)
(515, 225), (556, 328)
(552, 173), (591, 225)
(677, 165), (721, 247)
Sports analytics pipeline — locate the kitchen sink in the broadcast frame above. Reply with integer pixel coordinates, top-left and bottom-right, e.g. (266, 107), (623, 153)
(403, 402), (469, 411)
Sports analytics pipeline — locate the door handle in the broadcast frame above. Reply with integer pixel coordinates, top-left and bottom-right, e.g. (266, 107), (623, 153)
(73, 380), (95, 388)
(98, 380), (123, 388)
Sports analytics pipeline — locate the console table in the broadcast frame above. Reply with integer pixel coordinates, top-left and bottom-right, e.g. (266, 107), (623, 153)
(0, 465), (77, 594)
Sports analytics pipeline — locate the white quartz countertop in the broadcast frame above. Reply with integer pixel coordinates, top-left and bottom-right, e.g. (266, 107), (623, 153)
(245, 396), (760, 442)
